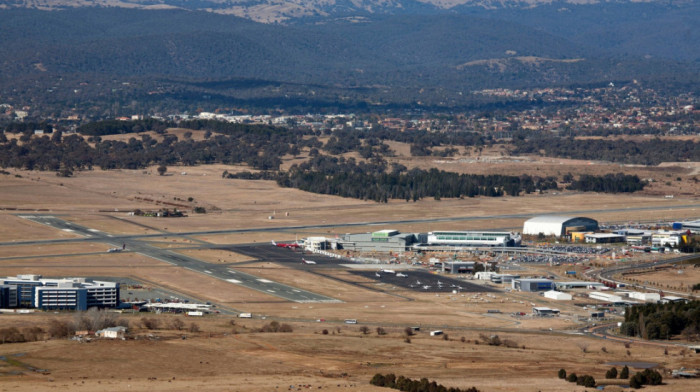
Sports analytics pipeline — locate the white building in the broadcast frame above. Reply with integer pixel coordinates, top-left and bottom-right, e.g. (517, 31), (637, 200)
(589, 292), (623, 303)
(627, 292), (661, 303)
(544, 290), (573, 301)
(96, 326), (127, 339)
(426, 231), (519, 247)
(651, 231), (682, 247)
(523, 216), (598, 237)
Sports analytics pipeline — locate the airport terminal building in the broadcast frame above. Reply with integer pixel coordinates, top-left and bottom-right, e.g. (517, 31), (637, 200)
(341, 230), (417, 253)
(0, 275), (119, 311)
(426, 231), (520, 247)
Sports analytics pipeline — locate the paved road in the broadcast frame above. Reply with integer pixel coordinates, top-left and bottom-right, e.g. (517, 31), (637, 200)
(16, 215), (340, 304)
(587, 254), (699, 297)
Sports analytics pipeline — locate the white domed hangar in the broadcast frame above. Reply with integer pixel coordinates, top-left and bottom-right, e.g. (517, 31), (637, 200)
(523, 215), (598, 237)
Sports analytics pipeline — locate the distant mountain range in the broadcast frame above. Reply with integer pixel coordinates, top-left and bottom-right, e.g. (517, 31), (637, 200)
(2, 0), (693, 23)
(0, 1), (697, 115)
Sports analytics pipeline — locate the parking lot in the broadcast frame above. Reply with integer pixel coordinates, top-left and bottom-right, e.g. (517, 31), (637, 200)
(349, 270), (499, 293)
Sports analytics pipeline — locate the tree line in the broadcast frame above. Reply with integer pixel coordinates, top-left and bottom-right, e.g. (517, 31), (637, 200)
(370, 373), (479, 392)
(620, 300), (700, 340)
(512, 136), (699, 165)
(275, 155), (559, 202)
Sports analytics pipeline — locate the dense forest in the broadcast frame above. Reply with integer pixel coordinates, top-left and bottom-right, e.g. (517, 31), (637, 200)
(0, 120), (651, 201)
(620, 301), (700, 340)
(512, 137), (699, 165)
(273, 155), (557, 202)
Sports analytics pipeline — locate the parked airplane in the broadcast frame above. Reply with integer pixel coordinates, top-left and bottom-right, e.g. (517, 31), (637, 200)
(422, 285), (432, 290)
(396, 273), (407, 278)
(301, 258), (316, 265)
(380, 269), (395, 274)
(375, 272), (381, 277)
(271, 240), (300, 249)
(107, 247), (122, 253)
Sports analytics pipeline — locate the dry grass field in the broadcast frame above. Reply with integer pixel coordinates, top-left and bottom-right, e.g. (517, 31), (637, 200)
(0, 314), (699, 392)
(1, 155), (699, 391)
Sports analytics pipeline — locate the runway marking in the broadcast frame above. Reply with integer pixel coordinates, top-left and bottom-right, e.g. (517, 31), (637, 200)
(204, 270), (212, 274)
(62, 229), (74, 232)
(226, 279), (242, 284)
(257, 279), (273, 283)
(88, 229), (100, 232)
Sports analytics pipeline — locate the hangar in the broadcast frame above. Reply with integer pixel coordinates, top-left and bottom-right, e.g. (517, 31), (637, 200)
(523, 216), (598, 237)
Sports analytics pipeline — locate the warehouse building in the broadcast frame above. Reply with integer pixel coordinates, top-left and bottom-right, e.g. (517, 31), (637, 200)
(544, 290), (573, 301)
(555, 281), (605, 290)
(523, 216), (598, 237)
(0, 275), (119, 310)
(512, 278), (554, 292)
(442, 261), (476, 274)
(341, 230), (417, 253)
(589, 291), (624, 303)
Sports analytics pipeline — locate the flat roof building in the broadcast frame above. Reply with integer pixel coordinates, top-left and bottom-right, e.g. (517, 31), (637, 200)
(523, 216), (598, 237)
(533, 307), (560, 316)
(543, 290), (572, 301)
(585, 233), (626, 244)
(426, 231), (520, 247)
(341, 230), (417, 253)
(0, 285), (19, 308)
(442, 261), (476, 274)
(555, 281), (605, 290)
(513, 278), (554, 292)
(1, 275), (119, 311)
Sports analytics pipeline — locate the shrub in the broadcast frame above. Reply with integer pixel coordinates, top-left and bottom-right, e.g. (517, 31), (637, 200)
(567, 373), (578, 383)
(359, 326), (370, 335)
(558, 369), (567, 379)
(629, 374), (642, 389)
(376, 327), (387, 335)
(576, 375), (596, 387)
(322, 329), (329, 335)
(620, 365), (629, 379)
(605, 367), (618, 379)
(141, 317), (160, 330)
(188, 323), (200, 333)
(48, 319), (75, 338)
(404, 327), (415, 336)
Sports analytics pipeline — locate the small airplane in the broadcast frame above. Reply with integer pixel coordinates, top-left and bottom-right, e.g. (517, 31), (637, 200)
(107, 247), (122, 253)
(375, 272), (381, 277)
(301, 258), (316, 265)
(272, 240), (300, 249)
(422, 285), (432, 290)
(415, 280), (421, 285)
(381, 269), (395, 274)
(396, 273), (407, 278)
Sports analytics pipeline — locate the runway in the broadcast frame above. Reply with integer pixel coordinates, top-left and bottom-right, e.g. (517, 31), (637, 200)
(16, 215), (340, 303)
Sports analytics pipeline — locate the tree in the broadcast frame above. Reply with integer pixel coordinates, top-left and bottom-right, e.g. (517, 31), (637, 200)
(605, 367), (618, 379)
(629, 374), (642, 389)
(620, 365), (629, 379)
(567, 373), (578, 383)
(558, 369), (567, 379)
(157, 165), (167, 176)
(359, 326), (370, 335)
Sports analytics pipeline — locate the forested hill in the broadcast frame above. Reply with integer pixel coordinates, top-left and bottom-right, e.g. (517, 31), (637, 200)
(0, 7), (698, 114)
